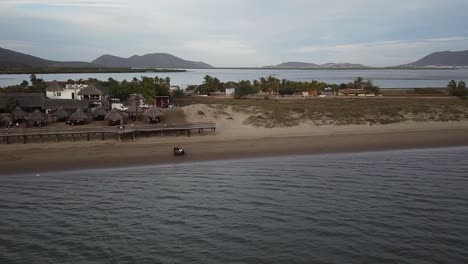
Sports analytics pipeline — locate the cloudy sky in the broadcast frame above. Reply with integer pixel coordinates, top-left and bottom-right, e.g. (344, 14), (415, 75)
(1, 0), (467, 67)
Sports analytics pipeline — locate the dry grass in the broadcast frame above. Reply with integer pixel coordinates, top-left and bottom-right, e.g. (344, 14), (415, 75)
(176, 96), (468, 128)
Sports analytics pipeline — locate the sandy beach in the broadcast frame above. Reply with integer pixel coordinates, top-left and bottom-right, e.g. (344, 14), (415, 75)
(1, 115), (468, 175)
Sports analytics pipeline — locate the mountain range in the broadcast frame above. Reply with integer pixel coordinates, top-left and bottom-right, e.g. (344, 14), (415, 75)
(0, 47), (213, 69)
(0, 47), (97, 68)
(1, 46), (468, 69)
(92, 53), (212, 68)
(401, 50), (468, 67)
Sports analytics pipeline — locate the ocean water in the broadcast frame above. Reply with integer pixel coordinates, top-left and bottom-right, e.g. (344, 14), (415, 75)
(1, 68), (468, 88)
(1, 147), (468, 263)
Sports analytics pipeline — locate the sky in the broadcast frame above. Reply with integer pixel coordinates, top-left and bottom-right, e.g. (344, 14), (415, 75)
(0, 0), (467, 67)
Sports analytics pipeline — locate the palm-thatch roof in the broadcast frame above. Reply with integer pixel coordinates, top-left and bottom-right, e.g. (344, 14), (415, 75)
(143, 106), (165, 118)
(12, 106), (27, 119)
(104, 108), (123, 122)
(224, 81), (238, 89)
(69, 108), (88, 121)
(0, 93), (46, 109)
(78, 83), (108, 96)
(52, 106), (70, 119)
(27, 109), (46, 122)
(45, 80), (64, 92)
(91, 105), (108, 117)
(44, 99), (89, 111)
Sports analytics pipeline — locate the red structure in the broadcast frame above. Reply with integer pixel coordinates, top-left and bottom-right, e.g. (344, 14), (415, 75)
(155, 96), (170, 108)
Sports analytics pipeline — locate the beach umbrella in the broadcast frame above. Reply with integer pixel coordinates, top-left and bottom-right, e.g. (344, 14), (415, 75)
(91, 105), (108, 118)
(69, 108), (88, 122)
(104, 108), (123, 122)
(52, 106), (70, 119)
(143, 106), (165, 118)
(27, 109), (46, 123)
(12, 106), (27, 120)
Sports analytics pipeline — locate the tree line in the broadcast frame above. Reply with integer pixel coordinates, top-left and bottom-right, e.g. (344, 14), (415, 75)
(189, 75), (380, 98)
(1, 74), (381, 101)
(0, 75), (172, 105)
(447, 80), (467, 97)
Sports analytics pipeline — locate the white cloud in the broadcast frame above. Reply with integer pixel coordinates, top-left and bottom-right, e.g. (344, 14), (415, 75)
(0, 40), (35, 50)
(290, 37), (468, 66)
(1, 0), (468, 66)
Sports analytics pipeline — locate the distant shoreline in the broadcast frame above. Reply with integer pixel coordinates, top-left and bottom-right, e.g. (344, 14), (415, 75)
(0, 67), (463, 75)
(0, 68), (187, 74)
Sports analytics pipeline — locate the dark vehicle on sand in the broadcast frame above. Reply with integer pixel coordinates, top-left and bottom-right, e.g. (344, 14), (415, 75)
(173, 147), (185, 156)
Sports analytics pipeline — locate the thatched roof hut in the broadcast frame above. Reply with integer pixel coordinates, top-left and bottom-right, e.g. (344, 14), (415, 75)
(45, 80), (64, 92)
(69, 108), (88, 121)
(91, 105), (108, 118)
(104, 108), (123, 122)
(52, 106), (70, 119)
(0, 94), (45, 112)
(12, 106), (27, 120)
(143, 106), (165, 118)
(44, 99), (89, 111)
(27, 109), (46, 123)
(78, 83), (109, 96)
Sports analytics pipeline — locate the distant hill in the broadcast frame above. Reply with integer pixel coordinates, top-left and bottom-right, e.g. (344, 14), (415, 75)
(0, 47), (213, 69)
(267, 61), (369, 69)
(402, 50), (468, 67)
(92, 53), (213, 69)
(0, 47), (98, 68)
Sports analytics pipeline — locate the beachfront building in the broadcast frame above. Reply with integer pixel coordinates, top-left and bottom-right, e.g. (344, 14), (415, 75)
(78, 83), (111, 110)
(224, 82), (238, 96)
(225, 88), (236, 95)
(155, 96), (170, 108)
(338, 88), (372, 96)
(45, 81), (88, 100)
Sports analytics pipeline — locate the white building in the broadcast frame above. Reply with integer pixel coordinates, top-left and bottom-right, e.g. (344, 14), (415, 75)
(45, 81), (87, 100)
(225, 88), (236, 95)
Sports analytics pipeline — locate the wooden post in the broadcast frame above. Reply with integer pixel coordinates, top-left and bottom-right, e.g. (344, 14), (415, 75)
(87, 133), (90, 141)
(187, 130), (190, 137)
(23, 135), (27, 144)
(147, 131), (149, 138)
(71, 134), (75, 142)
(132, 131), (136, 142)
(101, 132), (105, 140)
(56, 133), (59, 142)
(6, 136), (9, 144)
(118, 133), (121, 142)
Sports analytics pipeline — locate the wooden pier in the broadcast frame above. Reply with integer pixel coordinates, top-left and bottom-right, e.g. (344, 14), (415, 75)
(0, 122), (216, 144)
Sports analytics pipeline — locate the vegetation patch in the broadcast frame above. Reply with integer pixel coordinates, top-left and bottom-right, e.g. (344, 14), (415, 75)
(176, 96), (468, 128)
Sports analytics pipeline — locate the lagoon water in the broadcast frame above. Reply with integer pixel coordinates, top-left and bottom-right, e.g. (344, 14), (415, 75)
(1, 147), (468, 263)
(1, 68), (468, 88)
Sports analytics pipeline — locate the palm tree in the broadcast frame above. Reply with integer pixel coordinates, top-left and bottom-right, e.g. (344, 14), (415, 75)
(448, 80), (458, 96)
(353, 77), (364, 89)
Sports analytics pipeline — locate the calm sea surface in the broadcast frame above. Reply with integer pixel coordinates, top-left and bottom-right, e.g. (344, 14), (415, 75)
(1, 68), (468, 88)
(1, 147), (468, 263)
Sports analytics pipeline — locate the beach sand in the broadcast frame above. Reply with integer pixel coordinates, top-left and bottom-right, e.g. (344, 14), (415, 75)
(1, 103), (468, 175)
(1, 114), (468, 175)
